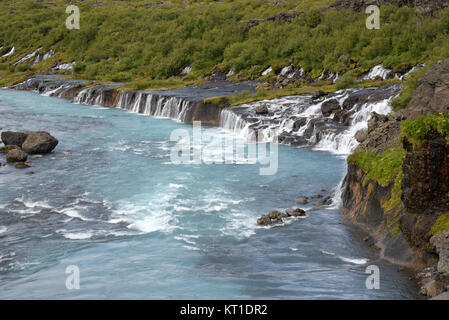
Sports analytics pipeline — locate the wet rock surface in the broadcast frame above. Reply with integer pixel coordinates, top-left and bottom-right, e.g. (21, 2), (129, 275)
(401, 131), (449, 214)
(22, 132), (59, 154)
(221, 84), (401, 148)
(6, 149), (28, 163)
(1, 131), (27, 147)
(257, 208), (306, 226)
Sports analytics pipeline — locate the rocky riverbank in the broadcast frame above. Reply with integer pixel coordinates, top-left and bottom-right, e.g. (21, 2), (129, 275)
(342, 58), (449, 299)
(8, 69), (445, 298)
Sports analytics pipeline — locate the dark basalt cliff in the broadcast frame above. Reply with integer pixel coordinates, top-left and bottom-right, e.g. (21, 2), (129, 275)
(342, 59), (449, 299)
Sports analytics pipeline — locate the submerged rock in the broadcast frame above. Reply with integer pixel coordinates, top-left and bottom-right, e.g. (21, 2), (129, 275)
(1, 131), (27, 147)
(296, 198), (308, 205)
(314, 196), (332, 207)
(15, 162), (30, 169)
(6, 149), (28, 163)
(22, 132), (58, 154)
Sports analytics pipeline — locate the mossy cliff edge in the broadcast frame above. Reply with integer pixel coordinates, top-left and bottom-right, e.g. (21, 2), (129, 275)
(342, 58), (449, 299)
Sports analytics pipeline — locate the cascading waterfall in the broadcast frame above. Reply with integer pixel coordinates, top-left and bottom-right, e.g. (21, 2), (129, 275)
(314, 99), (392, 154)
(218, 89), (394, 155)
(218, 86), (398, 207)
(115, 92), (192, 122)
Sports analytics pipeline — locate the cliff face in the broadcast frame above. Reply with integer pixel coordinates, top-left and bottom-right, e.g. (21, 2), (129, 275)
(342, 59), (449, 298)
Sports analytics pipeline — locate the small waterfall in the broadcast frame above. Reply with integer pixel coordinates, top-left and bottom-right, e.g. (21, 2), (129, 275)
(219, 108), (257, 141)
(111, 91), (191, 123)
(74, 86), (106, 106)
(314, 99), (391, 154)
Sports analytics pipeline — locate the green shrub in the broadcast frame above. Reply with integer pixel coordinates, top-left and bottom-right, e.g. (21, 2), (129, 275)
(401, 113), (449, 147)
(335, 72), (357, 90)
(390, 66), (428, 110)
(347, 147), (406, 187)
(429, 213), (449, 237)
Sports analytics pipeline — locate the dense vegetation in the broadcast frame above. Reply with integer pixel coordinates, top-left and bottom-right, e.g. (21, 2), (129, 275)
(347, 147), (406, 188)
(401, 113), (449, 147)
(1, 0), (449, 89)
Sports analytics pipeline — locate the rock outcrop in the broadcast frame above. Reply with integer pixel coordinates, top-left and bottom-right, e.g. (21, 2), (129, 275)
(405, 59), (449, 119)
(342, 58), (449, 298)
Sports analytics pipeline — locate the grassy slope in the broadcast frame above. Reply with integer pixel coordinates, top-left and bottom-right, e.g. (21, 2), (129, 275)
(0, 0), (448, 92)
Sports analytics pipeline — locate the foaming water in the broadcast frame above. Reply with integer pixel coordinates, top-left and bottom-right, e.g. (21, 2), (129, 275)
(0, 89), (419, 299)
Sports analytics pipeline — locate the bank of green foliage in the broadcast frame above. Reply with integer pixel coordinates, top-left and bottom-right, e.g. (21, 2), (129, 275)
(204, 83), (336, 107)
(390, 65), (429, 110)
(0, 0), (449, 85)
(347, 147), (406, 188)
(401, 113), (449, 147)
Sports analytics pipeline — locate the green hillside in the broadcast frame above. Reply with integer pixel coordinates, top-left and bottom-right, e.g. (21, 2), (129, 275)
(1, 0), (448, 90)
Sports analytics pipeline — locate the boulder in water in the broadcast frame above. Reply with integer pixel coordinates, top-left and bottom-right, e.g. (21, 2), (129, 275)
(1, 131), (27, 147)
(255, 104), (269, 114)
(22, 132), (58, 154)
(311, 90), (326, 100)
(257, 211), (284, 225)
(6, 149), (28, 163)
(285, 208), (306, 217)
(0, 145), (21, 153)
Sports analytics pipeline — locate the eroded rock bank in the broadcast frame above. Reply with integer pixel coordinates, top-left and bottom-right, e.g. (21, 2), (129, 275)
(11, 76), (260, 127)
(342, 58), (449, 299)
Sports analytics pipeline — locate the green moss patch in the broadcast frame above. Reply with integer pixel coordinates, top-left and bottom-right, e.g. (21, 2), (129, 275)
(401, 113), (449, 147)
(429, 213), (449, 237)
(347, 147), (406, 188)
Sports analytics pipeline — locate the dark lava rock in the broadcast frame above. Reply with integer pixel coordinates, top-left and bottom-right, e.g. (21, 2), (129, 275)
(314, 196), (332, 207)
(311, 90), (326, 100)
(210, 67), (226, 81)
(402, 131), (449, 214)
(296, 198), (308, 205)
(15, 162), (30, 169)
(6, 149), (28, 163)
(268, 210), (282, 219)
(255, 104), (269, 115)
(285, 208), (306, 217)
(292, 117), (307, 131)
(310, 194), (323, 199)
(257, 215), (272, 226)
(0, 145), (20, 153)
(22, 132), (58, 154)
(355, 129), (368, 143)
(321, 99), (341, 117)
(1, 131), (27, 147)
(406, 58), (449, 119)
(367, 111), (388, 133)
